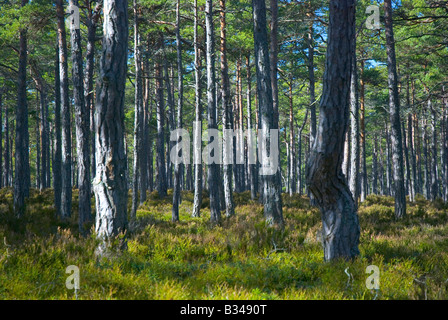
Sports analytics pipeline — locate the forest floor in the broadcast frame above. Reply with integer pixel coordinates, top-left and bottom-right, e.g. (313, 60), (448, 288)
(0, 188), (447, 299)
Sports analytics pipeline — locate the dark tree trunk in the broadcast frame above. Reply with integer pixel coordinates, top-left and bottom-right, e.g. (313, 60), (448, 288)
(69, 0), (91, 233)
(54, 44), (62, 217)
(192, 0), (202, 218)
(155, 37), (167, 198)
(306, 0), (360, 261)
(359, 60), (367, 202)
(220, 0), (235, 218)
(430, 101), (438, 201)
(252, 0), (283, 226)
(94, 0), (129, 254)
(297, 110), (308, 195)
(14, 0), (30, 217)
(3, 95), (9, 187)
(172, 0), (183, 222)
(246, 54), (257, 200)
(85, 0), (101, 181)
(384, 0), (406, 219)
(57, 0), (72, 219)
(372, 135), (378, 194)
(205, 0), (221, 224)
(131, 0), (144, 221)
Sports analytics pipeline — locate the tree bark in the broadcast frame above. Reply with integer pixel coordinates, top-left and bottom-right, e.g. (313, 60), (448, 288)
(14, 0), (30, 217)
(385, 0), (406, 219)
(205, 0), (221, 224)
(192, 0), (202, 218)
(54, 44), (62, 217)
(69, 0), (91, 233)
(306, 0), (360, 261)
(131, 0), (144, 221)
(349, 30), (360, 204)
(252, 0), (283, 226)
(172, 0), (184, 222)
(57, 0), (72, 219)
(220, 0), (235, 218)
(94, 0), (129, 254)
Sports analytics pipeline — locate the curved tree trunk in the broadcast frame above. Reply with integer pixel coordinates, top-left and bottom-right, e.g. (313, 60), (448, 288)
(306, 0), (360, 261)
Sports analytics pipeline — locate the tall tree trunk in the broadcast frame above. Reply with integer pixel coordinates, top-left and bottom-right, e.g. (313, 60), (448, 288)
(155, 38), (167, 198)
(3, 96), (9, 187)
(70, 0), (91, 233)
(94, 0), (129, 254)
(252, 0), (283, 226)
(246, 54), (257, 200)
(14, 0), (30, 217)
(372, 135), (378, 194)
(306, 0), (360, 261)
(307, 13), (317, 148)
(131, 0), (144, 221)
(359, 59), (367, 202)
(385, 0), (406, 219)
(172, 0), (184, 222)
(205, 0), (221, 224)
(297, 110), (308, 195)
(192, 0), (202, 218)
(430, 100), (438, 201)
(288, 81), (296, 196)
(57, 0), (72, 219)
(269, 0), (282, 197)
(349, 31), (360, 204)
(54, 44), (62, 217)
(85, 0), (101, 182)
(220, 0), (235, 217)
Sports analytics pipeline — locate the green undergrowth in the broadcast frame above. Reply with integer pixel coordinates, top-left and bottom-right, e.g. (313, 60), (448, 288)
(0, 188), (447, 299)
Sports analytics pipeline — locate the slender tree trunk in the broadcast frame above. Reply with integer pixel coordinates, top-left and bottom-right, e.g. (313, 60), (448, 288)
(192, 0), (202, 218)
(372, 135), (378, 194)
(430, 100), (438, 201)
(155, 37), (167, 197)
(205, 0), (221, 224)
(306, 0), (360, 261)
(219, 0), (235, 217)
(85, 0), (101, 182)
(3, 96), (9, 187)
(172, 0), (184, 222)
(253, 0), (283, 226)
(131, 0), (144, 221)
(349, 31), (360, 204)
(69, 0), (91, 233)
(94, 0), (129, 254)
(57, 0), (72, 219)
(289, 81), (296, 196)
(359, 59), (367, 202)
(297, 110), (308, 195)
(385, 0), (406, 219)
(246, 54), (257, 200)
(54, 44), (62, 217)
(307, 13), (317, 149)
(14, 0), (30, 217)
